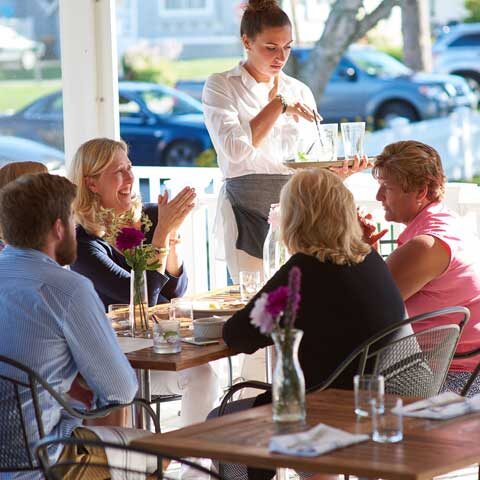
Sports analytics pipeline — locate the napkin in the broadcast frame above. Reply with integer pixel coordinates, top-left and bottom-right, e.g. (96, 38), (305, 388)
(399, 391), (480, 420)
(269, 424), (369, 457)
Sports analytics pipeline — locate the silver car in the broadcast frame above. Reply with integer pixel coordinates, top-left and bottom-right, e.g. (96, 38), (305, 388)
(433, 23), (480, 92)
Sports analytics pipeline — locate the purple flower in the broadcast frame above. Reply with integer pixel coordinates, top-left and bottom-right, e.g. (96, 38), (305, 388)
(116, 227), (145, 251)
(250, 293), (275, 334)
(265, 286), (289, 317)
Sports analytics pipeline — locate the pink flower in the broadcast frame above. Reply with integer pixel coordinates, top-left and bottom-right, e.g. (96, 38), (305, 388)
(116, 227), (145, 251)
(265, 286), (289, 317)
(268, 203), (281, 230)
(249, 293), (275, 334)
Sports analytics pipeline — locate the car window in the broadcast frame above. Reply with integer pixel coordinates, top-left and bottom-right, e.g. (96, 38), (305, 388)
(348, 49), (411, 77)
(119, 95), (142, 117)
(449, 33), (480, 47)
(139, 89), (199, 116)
(46, 95), (63, 114)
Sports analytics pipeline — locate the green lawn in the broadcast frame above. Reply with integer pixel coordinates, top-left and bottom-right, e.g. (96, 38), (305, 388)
(173, 56), (240, 80)
(0, 80), (61, 113)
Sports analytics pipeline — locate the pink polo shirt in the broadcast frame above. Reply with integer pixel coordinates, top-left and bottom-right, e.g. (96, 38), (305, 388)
(398, 202), (480, 372)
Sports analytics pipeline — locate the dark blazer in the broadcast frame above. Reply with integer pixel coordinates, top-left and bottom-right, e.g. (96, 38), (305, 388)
(71, 204), (187, 311)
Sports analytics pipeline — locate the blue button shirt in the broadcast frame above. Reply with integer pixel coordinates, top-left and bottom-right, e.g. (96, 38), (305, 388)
(0, 247), (138, 478)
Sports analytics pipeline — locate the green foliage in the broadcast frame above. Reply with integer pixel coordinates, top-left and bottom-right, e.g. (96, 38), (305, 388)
(122, 55), (177, 86)
(195, 148), (218, 167)
(465, 0), (480, 23)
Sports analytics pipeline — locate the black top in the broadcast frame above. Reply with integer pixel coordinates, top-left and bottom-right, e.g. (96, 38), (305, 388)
(71, 204), (188, 311)
(224, 250), (406, 395)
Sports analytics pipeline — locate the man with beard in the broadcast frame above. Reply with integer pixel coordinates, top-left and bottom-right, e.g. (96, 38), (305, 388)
(0, 173), (141, 478)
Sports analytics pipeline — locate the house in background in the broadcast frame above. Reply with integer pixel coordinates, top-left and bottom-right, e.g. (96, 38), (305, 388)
(117, 0), (243, 59)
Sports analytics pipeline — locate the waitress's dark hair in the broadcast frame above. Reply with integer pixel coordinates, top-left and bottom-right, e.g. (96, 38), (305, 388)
(240, 0), (291, 39)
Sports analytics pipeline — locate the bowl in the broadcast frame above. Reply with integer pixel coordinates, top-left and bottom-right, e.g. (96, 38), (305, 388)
(193, 316), (229, 339)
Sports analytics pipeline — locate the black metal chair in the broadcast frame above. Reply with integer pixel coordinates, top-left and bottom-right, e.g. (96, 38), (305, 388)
(218, 306), (470, 415)
(36, 436), (225, 480)
(0, 354), (159, 476)
(452, 347), (480, 397)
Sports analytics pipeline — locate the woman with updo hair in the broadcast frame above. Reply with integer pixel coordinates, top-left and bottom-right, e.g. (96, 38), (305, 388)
(203, 0), (321, 281)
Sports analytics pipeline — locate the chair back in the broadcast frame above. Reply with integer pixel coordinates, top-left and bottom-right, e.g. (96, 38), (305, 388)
(36, 437), (226, 480)
(0, 355), (45, 472)
(311, 306), (470, 397)
(371, 324), (461, 397)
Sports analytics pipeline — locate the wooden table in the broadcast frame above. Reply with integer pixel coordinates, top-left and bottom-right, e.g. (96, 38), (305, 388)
(132, 389), (480, 480)
(125, 336), (235, 372)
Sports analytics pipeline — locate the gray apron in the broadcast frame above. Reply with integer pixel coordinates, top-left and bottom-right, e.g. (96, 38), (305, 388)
(225, 174), (290, 259)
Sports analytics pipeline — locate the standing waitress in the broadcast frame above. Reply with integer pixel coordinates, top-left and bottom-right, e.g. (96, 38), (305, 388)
(202, 0), (319, 281)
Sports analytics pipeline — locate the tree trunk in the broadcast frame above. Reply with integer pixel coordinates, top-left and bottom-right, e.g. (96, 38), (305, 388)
(401, 0), (432, 72)
(299, 0), (403, 102)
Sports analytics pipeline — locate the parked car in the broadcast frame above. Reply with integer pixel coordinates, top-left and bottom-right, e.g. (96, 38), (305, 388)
(0, 136), (63, 170)
(0, 82), (212, 166)
(433, 22), (480, 92)
(0, 25), (44, 70)
(292, 45), (477, 128)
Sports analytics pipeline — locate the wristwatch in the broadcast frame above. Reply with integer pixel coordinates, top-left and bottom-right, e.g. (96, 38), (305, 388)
(276, 94), (288, 114)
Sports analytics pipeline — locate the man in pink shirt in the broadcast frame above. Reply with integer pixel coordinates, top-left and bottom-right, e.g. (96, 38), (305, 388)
(372, 140), (480, 395)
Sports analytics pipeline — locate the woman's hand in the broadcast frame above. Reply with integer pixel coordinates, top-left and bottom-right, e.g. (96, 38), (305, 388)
(330, 154), (372, 180)
(152, 187), (196, 248)
(357, 208), (388, 250)
(285, 102), (316, 123)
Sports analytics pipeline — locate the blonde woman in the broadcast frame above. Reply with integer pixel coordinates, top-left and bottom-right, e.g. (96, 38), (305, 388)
(223, 168), (405, 400)
(68, 138), (219, 438)
(0, 161), (48, 251)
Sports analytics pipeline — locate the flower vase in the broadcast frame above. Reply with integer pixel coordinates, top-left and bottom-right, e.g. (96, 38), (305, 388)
(129, 269), (150, 338)
(271, 329), (306, 424)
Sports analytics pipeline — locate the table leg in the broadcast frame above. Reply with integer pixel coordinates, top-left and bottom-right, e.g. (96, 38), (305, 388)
(133, 368), (152, 430)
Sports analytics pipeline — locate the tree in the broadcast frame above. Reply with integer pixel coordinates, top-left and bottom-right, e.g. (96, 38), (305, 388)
(465, 0), (480, 23)
(401, 0), (432, 72)
(297, 0), (403, 100)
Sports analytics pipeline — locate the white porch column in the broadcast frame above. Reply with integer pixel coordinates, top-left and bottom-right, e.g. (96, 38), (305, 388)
(58, 0), (120, 168)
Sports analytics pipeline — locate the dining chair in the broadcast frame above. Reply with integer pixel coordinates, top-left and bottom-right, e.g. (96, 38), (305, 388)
(218, 306), (470, 415)
(0, 354), (159, 476)
(36, 436), (226, 480)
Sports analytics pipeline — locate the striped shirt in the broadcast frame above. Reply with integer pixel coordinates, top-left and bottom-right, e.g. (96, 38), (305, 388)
(0, 247), (138, 479)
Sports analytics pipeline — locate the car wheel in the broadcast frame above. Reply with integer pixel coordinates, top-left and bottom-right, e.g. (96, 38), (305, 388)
(162, 141), (201, 167)
(374, 101), (419, 129)
(20, 50), (37, 70)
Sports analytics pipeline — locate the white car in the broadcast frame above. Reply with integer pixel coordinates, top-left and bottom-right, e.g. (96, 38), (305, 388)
(433, 23), (480, 92)
(0, 25), (45, 70)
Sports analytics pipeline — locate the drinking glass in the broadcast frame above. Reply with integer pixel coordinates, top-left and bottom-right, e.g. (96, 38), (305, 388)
(341, 122), (365, 160)
(107, 304), (131, 337)
(371, 397), (403, 443)
(169, 297), (193, 327)
(316, 123), (338, 162)
(354, 374), (384, 417)
(153, 320), (181, 354)
(239, 270), (262, 302)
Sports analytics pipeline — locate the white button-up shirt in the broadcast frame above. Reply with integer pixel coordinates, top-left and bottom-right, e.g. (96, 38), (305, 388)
(202, 63), (319, 179)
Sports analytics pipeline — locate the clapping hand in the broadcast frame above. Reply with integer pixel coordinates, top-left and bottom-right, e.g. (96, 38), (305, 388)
(152, 187), (196, 247)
